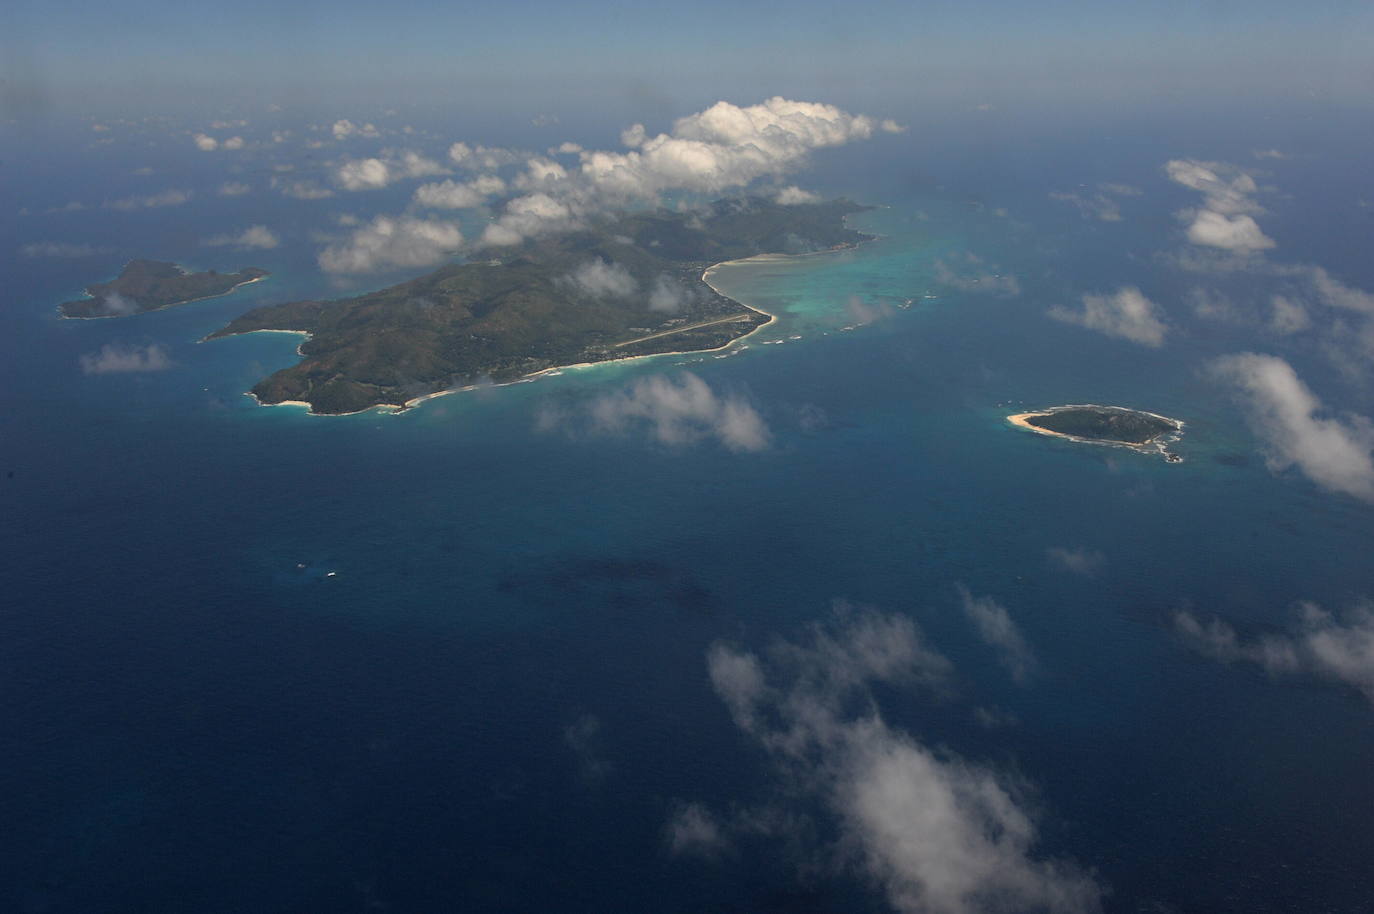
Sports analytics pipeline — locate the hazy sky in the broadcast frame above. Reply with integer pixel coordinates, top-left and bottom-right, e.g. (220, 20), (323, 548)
(4, 0), (1373, 117)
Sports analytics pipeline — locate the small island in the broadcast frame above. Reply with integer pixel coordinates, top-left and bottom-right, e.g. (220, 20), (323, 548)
(1008, 405), (1183, 462)
(207, 197), (870, 415)
(58, 260), (269, 319)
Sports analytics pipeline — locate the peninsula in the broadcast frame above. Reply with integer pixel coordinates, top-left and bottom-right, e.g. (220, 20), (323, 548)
(59, 259), (269, 319)
(207, 197), (870, 415)
(1008, 405), (1183, 461)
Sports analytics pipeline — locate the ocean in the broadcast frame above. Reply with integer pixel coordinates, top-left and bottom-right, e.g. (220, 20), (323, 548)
(3, 103), (1373, 913)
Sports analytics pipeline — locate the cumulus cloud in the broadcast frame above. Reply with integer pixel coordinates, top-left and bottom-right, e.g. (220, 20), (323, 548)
(203, 225), (279, 249)
(105, 189), (191, 210)
(1210, 353), (1374, 500)
(332, 119), (379, 140)
(412, 174), (505, 209)
(318, 215), (463, 274)
(479, 193), (578, 246)
(218, 181), (251, 197)
(578, 97), (884, 201)
(774, 185), (820, 205)
(1184, 210), (1275, 253)
(448, 142), (524, 170)
(956, 585), (1038, 684)
(335, 150), (449, 190)
(1048, 287), (1168, 347)
(222, 135), (245, 150)
(1176, 602), (1374, 704)
(700, 603), (1100, 914)
(1047, 547), (1105, 577)
(559, 258), (638, 300)
(192, 133), (218, 151)
(20, 241), (111, 258)
(79, 343), (173, 374)
(546, 372), (770, 452)
(1165, 159), (1263, 216)
(1166, 159), (1275, 253)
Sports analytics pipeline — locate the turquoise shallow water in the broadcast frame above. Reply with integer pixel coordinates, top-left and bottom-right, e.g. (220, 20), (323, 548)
(3, 113), (1374, 912)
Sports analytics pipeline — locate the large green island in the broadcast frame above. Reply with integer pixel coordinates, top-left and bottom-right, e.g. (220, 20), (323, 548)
(1009, 405), (1183, 461)
(207, 197), (870, 415)
(59, 259), (269, 319)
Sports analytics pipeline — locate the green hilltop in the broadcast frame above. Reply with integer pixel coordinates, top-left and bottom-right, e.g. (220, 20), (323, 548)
(207, 197), (870, 415)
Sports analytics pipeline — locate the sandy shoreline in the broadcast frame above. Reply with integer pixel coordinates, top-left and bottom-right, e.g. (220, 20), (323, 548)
(1007, 405), (1184, 459)
(226, 252), (814, 417)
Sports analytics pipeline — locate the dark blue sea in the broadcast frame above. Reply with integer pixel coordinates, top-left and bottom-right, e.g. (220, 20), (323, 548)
(3, 103), (1374, 913)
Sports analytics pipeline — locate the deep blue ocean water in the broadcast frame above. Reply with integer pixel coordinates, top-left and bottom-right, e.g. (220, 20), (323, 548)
(3, 104), (1374, 913)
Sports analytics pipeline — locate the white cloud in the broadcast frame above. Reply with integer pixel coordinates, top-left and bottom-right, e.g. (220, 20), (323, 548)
(335, 150), (449, 191)
(79, 343), (173, 374)
(272, 177), (335, 200)
(192, 133), (218, 151)
(1048, 286), (1168, 347)
(1166, 158), (1275, 253)
(1305, 266), (1374, 314)
(332, 119), (379, 140)
(1164, 159), (1263, 216)
(480, 193), (578, 246)
(559, 258), (638, 300)
(318, 215), (463, 274)
(204, 225), (279, 249)
(557, 373), (771, 453)
(553, 141), (583, 155)
(105, 189), (192, 210)
(1184, 210), (1275, 253)
(578, 97), (883, 200)
(774, 185), (820, 205)
(1049, 183), (1138, 223)
(218, 181), (251, 197)
(20, 241), (110, 258)
(1269, 295), (1311, 334)
(1047, 547), (1105, 577)
(1211, 353), (1374, 500)
(648, 274), (697, 313)
(412, 175), (506, 209)
(666, 803), (730, 858)
(222, 135), (245, 150)
(448, 142), (523, 170)
(1176, 602), (1374, 704)
(956, 585), (1037, 684)
(703, 603), (1100, 914)
(1252, 148), (1287, 160)
(880, 118), (907, 134)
